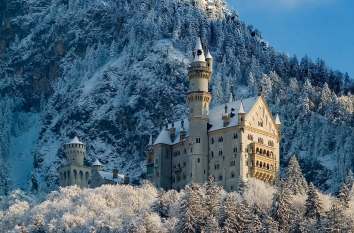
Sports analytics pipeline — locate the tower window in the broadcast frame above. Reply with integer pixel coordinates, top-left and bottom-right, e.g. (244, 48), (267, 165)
(218, 175), (223, 181)
(197, 158), (200, 163)
(233, 133), (238, 139)
(196, 138), (201, 143)
(211, 138), (214, 144)
(218, 137), (223, 142)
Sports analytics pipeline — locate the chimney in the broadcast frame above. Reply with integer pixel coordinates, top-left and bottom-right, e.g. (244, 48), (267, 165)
(113, 168), (118, 179)
(222, 104), (230, 127)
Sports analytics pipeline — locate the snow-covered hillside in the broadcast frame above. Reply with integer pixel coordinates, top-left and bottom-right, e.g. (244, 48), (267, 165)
(0, 0), (354, 194)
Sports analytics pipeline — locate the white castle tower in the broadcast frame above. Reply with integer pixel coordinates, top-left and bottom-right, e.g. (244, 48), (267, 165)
(147, 37), (280, 191)
(63, 136), (86, 166)
(59, 136), (91, 188)
(187, 37), (213, 183)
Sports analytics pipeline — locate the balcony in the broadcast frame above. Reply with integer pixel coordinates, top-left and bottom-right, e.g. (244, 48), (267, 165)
(249, 142), (277, 183)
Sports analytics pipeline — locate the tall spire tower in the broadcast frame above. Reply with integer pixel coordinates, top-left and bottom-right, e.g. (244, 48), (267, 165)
(187, 37), (213, 183)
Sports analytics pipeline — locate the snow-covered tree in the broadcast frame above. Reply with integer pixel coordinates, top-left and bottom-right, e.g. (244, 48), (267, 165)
(284, 156), (308, 195)
(271, 182), (292, 231)
(222, 193), (252, 233)
(323, 202), (350, 233)
(337, 181), (351, 209)
(304, 182), (322, 220)
(175, 184), (205, 233)
(204, 176), (222, 220)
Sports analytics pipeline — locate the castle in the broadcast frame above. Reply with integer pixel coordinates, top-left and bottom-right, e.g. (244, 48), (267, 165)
(146, 38), (281, 191)
(58, 137), (128, 188)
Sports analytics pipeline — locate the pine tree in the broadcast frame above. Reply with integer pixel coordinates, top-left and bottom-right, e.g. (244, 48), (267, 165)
(271, 182), (292, 232)
(323, 202), (349, 233)
(344, 169), (354, 190)
(262, 215), (279, 233)
(222, 193), (251, 233)
(175, 184), (205, 233)
(285, 156), (308, 195)
(238, 178), (249, 196)
(337, 181), (351, 209)
(204, 176), (222, 220)
(304, 182), (322, 220)
(204, 215), (221, 233)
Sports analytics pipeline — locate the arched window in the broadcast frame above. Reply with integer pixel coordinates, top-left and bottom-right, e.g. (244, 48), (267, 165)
(73, 170), (77, 181)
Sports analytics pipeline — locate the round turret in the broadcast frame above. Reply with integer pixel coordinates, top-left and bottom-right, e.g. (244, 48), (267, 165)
(205, 49), (213, 72)
(92, 158), (103, 171)
(64, 136), (86, 166)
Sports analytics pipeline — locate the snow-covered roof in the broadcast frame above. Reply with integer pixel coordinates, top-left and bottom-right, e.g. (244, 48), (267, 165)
(154, 96), (259, 145)
(92, 159), (103, 166)
(68, 136), (84, 145)
(193, 37), (205, 62)
(154, 119), (190, 145)
(98, 171), (125, 184)
(148, 135), (153, 146)
(275, 114), (281, 125)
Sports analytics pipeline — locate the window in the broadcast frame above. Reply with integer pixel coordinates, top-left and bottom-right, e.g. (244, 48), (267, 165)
(218, 175), (223, 181)
(258, 121), (263, 127)
(231, 172), (235, 178)
(233, 147), (237, 153)
(196, 138), (201, 143)
(211, 151), (214, 158)
(197, 158), (200, 163)
(248, 134), (253, 140)
(230, 160), (236, 166)
(214, 164), (220, 170)
(258, 137), (264, 144)
(268, 140), (274, 147)
(233, 133), (238, 139)
(218, 136), (223, 142)
(218, 150), (223, 156)
(211, 138), (214, 144)
(230, 186), (234, 190)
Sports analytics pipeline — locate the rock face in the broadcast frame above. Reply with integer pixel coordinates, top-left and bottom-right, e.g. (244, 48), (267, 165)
(0, 0), (353, 193)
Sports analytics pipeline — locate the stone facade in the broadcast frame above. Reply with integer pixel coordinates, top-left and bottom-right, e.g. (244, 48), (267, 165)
(58, 137), (128, 188)
(146, 38), (281, 191)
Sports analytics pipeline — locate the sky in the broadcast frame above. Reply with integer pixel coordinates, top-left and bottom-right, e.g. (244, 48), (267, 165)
(228, 0), (354, 78)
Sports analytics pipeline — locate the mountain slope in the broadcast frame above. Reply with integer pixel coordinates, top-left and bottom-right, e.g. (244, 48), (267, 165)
(0, 0), (353, 193)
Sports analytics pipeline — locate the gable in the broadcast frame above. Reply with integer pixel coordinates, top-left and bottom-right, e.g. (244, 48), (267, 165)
(245, 96), (278, 135)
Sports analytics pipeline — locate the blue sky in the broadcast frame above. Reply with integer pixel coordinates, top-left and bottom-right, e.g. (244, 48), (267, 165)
(228, 0), (354, 78)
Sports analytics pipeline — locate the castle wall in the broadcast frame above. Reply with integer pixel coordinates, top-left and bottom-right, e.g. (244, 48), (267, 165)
(171, 140), (191, 190)
(208, 127), (241, 191)
(59, 165), (91, 188)
(154, 144), (172, 190)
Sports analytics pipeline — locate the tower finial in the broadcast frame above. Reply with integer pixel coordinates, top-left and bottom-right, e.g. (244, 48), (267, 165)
(206, 49), (212, 59)
(275, 114), (281, 125)
(148, 134), (153, 146)
(238, 101), (245, 114)
(229, 93), (234, 103)
(193, 37), (205, 62)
